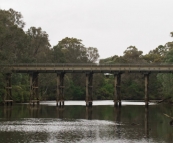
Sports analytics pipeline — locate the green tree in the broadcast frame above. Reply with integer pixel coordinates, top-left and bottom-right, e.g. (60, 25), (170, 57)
(156, 33), (173, 99)
(143, 45), (167, 63)
(24, 27), (51, 63)
(86, 47), (99, 63)
(96, 77), (114, 100)
(0, 8), (26, 64)
(123, 46), (144, 63)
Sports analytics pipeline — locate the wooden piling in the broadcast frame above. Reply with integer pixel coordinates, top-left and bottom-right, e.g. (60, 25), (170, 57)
(114, 73), (121, 107)
(4, 73), (13, 106)
(29, 72), (39, 105)
(57, 72), (65, 107)
(144, 73), (150, 106)
(86, 72), (93, 107)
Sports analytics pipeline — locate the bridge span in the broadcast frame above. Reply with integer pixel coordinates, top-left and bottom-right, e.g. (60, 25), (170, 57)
(1, 63), (173, 107)
(2, 63), (173, 73)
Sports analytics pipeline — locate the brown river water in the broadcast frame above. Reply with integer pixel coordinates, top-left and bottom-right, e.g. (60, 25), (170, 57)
(0, 100), (173, 143)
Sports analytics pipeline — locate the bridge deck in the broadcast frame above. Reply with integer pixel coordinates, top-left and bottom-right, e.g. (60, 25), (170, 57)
(1, 64), (173, 73)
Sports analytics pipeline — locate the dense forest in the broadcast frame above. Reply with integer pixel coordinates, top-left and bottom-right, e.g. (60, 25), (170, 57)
(1, 8), (173, 103)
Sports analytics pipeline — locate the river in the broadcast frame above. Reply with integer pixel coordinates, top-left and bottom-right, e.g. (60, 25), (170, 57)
(0, 100), (173, 143)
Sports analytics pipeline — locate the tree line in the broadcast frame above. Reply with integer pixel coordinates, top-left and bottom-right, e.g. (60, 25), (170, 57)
(1, 8), (173, 103)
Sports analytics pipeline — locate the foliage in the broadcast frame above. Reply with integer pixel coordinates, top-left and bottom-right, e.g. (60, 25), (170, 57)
(96, 77), (114, 100)
(67, 80), (85, 100)
(143, 45), (167, 63)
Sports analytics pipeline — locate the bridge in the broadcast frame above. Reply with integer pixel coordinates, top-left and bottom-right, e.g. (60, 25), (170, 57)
(1, 63), (173, 107)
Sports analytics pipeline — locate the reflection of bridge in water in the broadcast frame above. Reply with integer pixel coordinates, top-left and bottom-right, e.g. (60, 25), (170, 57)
(1, 63), (173, 106)
(1, 104), (150, 141)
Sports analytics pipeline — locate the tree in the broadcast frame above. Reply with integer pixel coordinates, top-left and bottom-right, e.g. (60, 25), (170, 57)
(156, 32), (173, 100)
(143, 45), (167, 63)
(123, 46), (144, 63)
(86, 47), (99, 63)
(24, 27), (51, 63)
(53, 37), (99, 63)
(0, 8), (26, 64)
(54, 37), (87, 63)
(51, 45), (66, 63)
(8, 8), (25, 28)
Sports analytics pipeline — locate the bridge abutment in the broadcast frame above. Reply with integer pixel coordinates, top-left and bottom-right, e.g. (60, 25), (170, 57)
(4, 73), (13, 106)
(114, 73), (121, 107)
(86, 72), (93, 107)
(29, 72), (39, 105)
(56, 72), (65, 107)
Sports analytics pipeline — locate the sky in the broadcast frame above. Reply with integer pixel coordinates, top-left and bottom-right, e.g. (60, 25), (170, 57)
(1, 0), (173, 59)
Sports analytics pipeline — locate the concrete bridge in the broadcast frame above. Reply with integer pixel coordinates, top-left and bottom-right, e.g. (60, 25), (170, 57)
(1, 63), (173, 107)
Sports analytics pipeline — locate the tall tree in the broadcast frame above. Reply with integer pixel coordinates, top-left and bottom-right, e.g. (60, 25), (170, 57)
(86, 47), (99, 63)
(123, 46), (144, 63)
(143, 45), (167, 63)
(157, 32), (173, 99)
(0, 8), (26, 64)
(24, 27), (51, 63)
(54, 37), (87, 63)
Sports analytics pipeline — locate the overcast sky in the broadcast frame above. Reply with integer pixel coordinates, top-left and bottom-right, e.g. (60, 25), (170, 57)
(1, 0), (173, 59)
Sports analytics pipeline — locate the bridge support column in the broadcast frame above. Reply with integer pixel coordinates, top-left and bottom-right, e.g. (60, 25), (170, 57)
(57, 72), (65, 107)
(29, 72), (39, 105)
(86, 72), (93, 107)
(4, 73), (13, 106)
(114, 73), (121, 107)
(144, 73), (150, 106)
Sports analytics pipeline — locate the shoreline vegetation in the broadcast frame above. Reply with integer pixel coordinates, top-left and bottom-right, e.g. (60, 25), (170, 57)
(1, 8), (173, 104)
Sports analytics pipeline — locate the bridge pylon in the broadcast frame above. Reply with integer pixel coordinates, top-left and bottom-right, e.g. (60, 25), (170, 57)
(29, 72), (39, 105)
(56, 72), (65, 107)
(86, 72), (93, 107)
(114, 72), (122, 107)
(4, 73), (13, 106)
